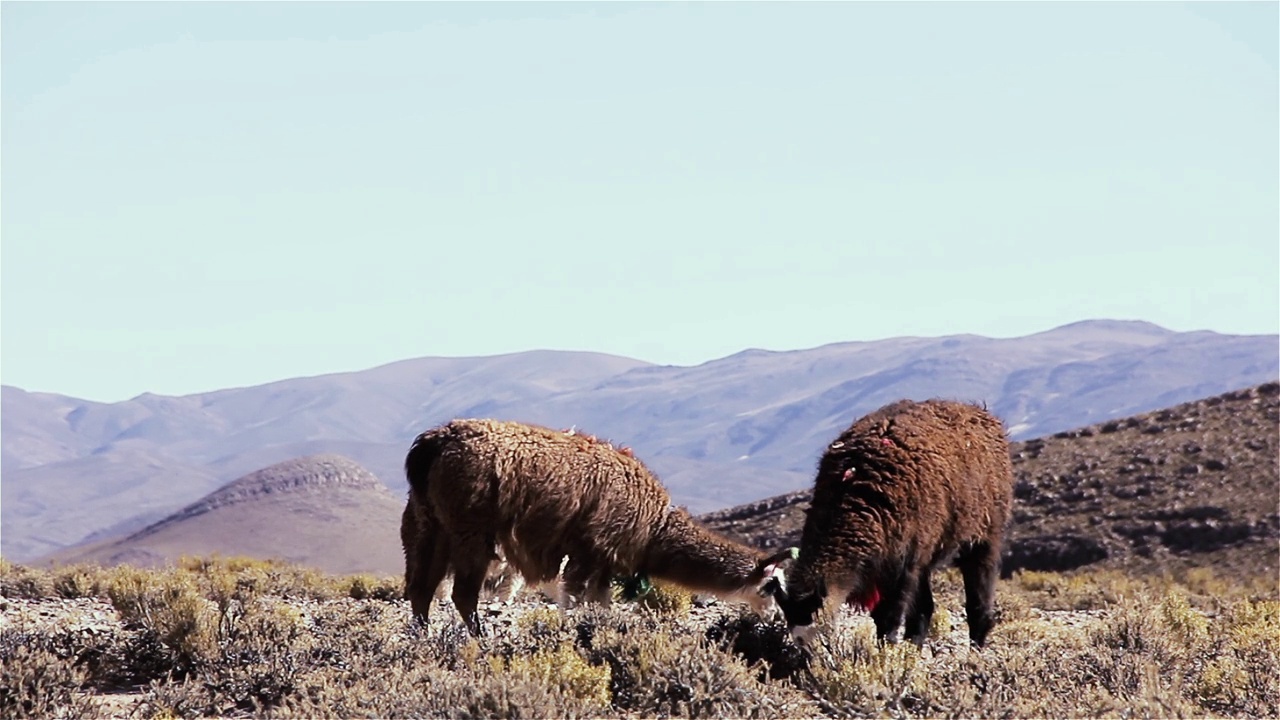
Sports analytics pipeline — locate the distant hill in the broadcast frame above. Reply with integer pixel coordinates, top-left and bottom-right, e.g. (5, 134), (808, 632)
(701, 382), (1280, 579)
(4, 319), (1277, 561)
(44, 384), (1279, 580)
(47, 455), (405, 576)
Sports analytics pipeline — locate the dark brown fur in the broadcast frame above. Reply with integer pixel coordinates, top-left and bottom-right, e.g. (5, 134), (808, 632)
(402, 419), (792, 633)
(774, 399), (1014, 646)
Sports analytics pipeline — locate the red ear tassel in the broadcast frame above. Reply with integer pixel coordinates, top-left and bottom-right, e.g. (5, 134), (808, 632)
(851, 585), (881, 612)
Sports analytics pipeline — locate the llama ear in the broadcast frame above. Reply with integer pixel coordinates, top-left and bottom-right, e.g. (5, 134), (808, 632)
(759, 574), (786, 598)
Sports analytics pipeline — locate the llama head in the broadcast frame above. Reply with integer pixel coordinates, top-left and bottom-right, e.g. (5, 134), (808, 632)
(741, 546), (792, 612)
(764, 561), (828, 643)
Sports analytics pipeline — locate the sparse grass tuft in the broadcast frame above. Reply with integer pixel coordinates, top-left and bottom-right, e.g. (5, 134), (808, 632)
(0, 559), (53, 599)
(636, 581), (693, 616)
(3, 558), (1276, 718)
(340, 573), (402, 601)
(498, 643), (612, 710)
(50, 565), (101, 600)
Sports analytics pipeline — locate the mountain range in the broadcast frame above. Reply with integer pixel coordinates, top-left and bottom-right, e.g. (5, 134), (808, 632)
(4, 319), (1277, 562)
(40, 382), (1280, 582)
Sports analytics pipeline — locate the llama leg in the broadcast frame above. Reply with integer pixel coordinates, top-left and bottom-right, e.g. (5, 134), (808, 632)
(958, 542), (999, 647)
(400, 504), (422, 614)
(870, 571), (918, 644)
(902, 571), (935, 646)
(450, 536), (495, 635)
(559, 555), (594, 609)
(412, 531), (451, 623)
(585, 568), (614, 607)
(404, 510), (450, 624)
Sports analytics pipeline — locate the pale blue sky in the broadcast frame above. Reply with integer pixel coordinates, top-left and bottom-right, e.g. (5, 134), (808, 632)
(3, 1), (1277, 403)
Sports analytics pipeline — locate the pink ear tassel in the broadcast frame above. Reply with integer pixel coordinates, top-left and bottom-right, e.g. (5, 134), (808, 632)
(842, 469), (854, 480)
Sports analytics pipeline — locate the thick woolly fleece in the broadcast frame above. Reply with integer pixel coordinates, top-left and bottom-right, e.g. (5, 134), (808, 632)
(783, 399), (1015, 646)
(402, 419), (787, 629)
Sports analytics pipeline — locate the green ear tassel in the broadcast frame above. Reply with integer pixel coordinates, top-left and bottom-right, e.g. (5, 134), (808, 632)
(616, 572), (655, 601)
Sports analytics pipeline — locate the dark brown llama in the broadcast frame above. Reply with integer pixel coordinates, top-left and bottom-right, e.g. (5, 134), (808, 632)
(768, 399), (1014, 647)
(402, 418), (795, 634)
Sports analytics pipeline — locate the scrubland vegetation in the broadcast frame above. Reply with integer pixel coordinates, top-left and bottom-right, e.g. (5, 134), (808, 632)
(2, 556), (1277, 718)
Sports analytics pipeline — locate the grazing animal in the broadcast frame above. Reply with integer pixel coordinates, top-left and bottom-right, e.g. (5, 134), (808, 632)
(401, 418), (795, 633)
(768, 399), (1014, 647)
(400, 505), (534, 604)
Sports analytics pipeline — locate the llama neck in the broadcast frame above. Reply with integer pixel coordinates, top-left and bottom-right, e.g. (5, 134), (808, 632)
(641, 510), (764, 593)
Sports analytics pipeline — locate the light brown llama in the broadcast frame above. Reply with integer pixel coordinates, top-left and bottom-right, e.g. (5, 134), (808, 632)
(768, 399), (1014, 647)
(401, 419), (795, 634)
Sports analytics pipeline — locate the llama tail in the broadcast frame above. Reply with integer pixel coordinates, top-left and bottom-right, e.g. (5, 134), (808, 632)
(405, 425), (453, 496)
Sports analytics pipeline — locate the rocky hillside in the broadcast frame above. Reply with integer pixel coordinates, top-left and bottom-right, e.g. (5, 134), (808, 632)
(47, 455), (405, 575)
(700, 382), (1280, 579)
(142, 454), (389, 530)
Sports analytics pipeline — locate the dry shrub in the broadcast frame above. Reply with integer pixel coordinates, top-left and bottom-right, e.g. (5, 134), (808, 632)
(1158, 591), (1209, 649)
(494, 606), (578, 661)
(513, 606), (568, 636)
(245, 608), (611, 719)
(495, 643), (611, 711)
(704, 610), (809, 681)
(797, 619), (926, 716)
(994, 586), (1034, 623)
(1009, 566), (1276, 614)
(271, 658), (609, 719)
(180, 555), (340, 601)
(104, 566), (218, 671)
(927, 605), (954, 640)
(586, 614), (813, 718)
(340, 573), (402, 602)
(1175, 566), (1236, 599)
(178, 555), (280, 575)
(636, 582), (693, 617)
(1085, 602), (1184, 702)
(0, 560), (53, 599)
(0, 630), (100, 719)
(5, 557), (1275, 719)
(141, 598), (314, 717)
(1190, 599), (1280, 715)
(1009, 568), (1149, 610)
(914, 610), (1198, 718)
(50, 565), (103, 600)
